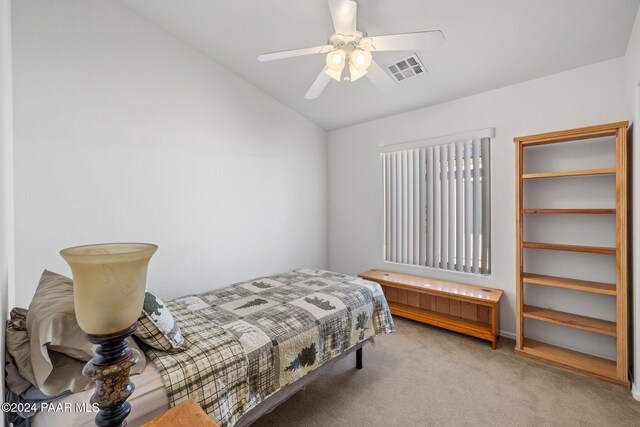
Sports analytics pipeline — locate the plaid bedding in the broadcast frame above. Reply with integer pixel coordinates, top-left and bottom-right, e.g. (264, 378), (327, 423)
(143, 269), (395, 426)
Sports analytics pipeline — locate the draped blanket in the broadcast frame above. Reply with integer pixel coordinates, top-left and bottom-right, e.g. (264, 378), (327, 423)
(144, 269), (395, 426)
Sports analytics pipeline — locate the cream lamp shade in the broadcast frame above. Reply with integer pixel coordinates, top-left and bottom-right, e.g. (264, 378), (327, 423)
(348, 49), (371, 81)
(325, 49), (346, 81)
(326, 49), (346, 72)
(350, 49), (371, 71)
(60, 243), (158, 335)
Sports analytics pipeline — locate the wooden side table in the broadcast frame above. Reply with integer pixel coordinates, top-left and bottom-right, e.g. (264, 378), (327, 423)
(142, 399), (219, 427)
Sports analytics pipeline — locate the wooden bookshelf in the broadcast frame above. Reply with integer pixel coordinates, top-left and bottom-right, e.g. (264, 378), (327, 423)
(514, 121), (629, 388)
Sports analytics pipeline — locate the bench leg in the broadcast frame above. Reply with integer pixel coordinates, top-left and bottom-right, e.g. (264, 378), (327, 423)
(356, 347), (363, 369)
(491, 303), (500, 350)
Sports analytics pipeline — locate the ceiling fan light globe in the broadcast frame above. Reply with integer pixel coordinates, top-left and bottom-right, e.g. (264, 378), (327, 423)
(348, 63), (367, 82)
(326, 50), (346, 72)
(350, 49), (372, 72)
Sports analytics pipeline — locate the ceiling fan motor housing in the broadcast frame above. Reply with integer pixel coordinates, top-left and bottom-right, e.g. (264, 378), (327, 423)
(329, 31), (364, 51)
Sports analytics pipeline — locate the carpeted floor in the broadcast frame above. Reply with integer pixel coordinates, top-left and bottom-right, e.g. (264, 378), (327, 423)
(253, 316), (640, 427)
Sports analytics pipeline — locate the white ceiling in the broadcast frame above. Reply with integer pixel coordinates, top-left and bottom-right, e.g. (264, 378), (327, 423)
(120, 0), (640, 130)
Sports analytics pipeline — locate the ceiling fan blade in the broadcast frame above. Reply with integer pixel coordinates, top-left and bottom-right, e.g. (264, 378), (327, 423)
(328, 0), (357, 36)
(362, 30), (445, 52)
(305, 67), (332, 99)
(258, 45), (335, 62)
(366, 60), (396, 93)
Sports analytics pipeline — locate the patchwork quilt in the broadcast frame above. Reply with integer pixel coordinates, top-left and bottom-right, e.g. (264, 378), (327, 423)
(143, 269), (395, 426)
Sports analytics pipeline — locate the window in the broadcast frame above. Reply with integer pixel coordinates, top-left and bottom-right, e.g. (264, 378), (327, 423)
(382, 131), (492, 275)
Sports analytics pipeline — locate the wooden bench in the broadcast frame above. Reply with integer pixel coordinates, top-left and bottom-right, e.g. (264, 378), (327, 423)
(359, 270), (503, 349)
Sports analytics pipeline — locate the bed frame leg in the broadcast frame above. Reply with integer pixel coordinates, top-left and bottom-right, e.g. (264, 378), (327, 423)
(356, 347), (363, 369)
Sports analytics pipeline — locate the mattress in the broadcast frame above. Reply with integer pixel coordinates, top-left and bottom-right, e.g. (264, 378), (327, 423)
(31, 363), (168, 427)
(144, 268), (395, 426)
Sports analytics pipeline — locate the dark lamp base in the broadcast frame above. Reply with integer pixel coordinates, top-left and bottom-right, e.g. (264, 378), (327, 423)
(83, 322), (141, 427)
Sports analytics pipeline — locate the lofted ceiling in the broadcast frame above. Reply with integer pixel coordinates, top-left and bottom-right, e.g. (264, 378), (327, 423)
(120, 0), (640, 130)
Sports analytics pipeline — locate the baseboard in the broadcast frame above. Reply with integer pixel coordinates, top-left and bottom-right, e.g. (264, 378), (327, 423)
(499, 330), (516, 340)
(633, 382), (640, 401)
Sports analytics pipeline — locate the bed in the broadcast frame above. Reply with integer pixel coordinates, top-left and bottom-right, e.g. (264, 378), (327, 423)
(29, 268), (395, 426)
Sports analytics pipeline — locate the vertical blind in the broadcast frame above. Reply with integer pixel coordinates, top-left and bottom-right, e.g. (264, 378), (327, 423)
(383, 137), (491, 274)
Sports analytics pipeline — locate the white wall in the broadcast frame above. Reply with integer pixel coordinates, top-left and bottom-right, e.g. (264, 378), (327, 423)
(11, 0), (328, 308)
(625, 4), (640, 400)
(1, 0), (14, 422)
(328, 58), (628, 360)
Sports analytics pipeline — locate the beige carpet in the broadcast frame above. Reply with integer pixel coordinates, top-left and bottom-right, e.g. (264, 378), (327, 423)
(253, 317), (640, 427)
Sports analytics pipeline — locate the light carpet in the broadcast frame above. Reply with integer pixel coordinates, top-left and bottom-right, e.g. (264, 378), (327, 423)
(253, 317), (640, 426)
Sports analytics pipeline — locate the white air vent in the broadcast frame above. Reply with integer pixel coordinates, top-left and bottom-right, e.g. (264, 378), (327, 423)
(386, 54), (426, 83)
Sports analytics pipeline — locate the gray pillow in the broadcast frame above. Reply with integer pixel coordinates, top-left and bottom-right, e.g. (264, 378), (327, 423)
(26, 270), (145, 395)
(6, 307), (37, 393)
(134, 291), (185, 352)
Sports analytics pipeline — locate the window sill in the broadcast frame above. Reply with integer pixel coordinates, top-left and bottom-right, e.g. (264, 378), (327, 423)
(382, 260), (492, 279)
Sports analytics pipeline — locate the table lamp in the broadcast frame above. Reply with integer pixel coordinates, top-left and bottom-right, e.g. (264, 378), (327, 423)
(60, 242), (158, 427)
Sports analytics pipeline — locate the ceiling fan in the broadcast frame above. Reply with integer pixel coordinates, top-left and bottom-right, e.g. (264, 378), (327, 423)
(257, 0), (445, 99)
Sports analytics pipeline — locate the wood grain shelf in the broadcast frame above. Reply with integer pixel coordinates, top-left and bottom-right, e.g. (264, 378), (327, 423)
(522, 273), (616, 296)
(522, 242), (616, 255)
(387, 301), (492, 339)
(522, 305), (616, 336)
(522, 208), (616, 214)
(515, 339), (627, 387)
(521, 168), (615, 179)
